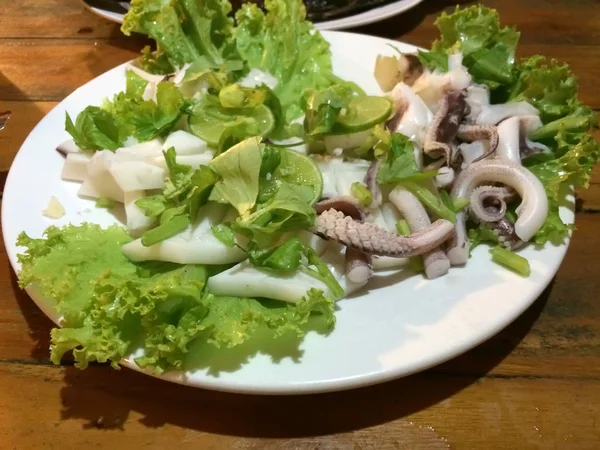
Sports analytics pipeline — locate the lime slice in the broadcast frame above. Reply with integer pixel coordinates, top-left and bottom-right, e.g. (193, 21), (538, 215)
(276, 149), (323, 205)
(189, 104), (275, 146)
(333, 96), (392, 134)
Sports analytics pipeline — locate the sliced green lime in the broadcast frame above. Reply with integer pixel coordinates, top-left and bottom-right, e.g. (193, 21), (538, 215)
(276, 149), (323, 205)
(333, 96), (392, 134)
(189, 104), (275, 146)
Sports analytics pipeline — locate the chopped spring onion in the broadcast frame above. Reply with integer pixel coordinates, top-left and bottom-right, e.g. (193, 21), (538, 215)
(395, 219), (424, 273)
(141, 214), (190, 247)
(490, 246), (531, 277)
(351, 182), (373, 206)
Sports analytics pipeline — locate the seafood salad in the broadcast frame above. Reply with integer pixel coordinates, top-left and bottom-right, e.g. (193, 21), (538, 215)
(16, 1), (599, 373)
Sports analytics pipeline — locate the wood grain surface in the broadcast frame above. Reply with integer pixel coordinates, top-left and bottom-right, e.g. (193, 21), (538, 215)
(1, 0), (600, 449)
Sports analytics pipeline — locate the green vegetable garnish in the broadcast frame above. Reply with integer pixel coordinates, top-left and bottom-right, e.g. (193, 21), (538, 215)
(17, 224), (334, 372)
(209, 137), (263, 216)
(351, 182), (373, 207)
(235, 0), (335, 122)
(65, 106), (124, 151)
(490, 247), (531, 277)
(395, 220), (424, 273)
(377, 133), (437, 184)
(401, 181), (456, 224)
(141, 214), (190, 247)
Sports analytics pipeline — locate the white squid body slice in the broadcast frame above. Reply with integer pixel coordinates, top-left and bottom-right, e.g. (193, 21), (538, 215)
(207, 261), (333, 303)
(78, 151), (126, 202)
(317, 158), (370, 198)
(411, 54), (472, 113)
(115, 138), (164, 157)
(476, 102), (539, 126)
(123, 190), (154, 237)
(56, 139), (80, 154)
(121, 203), (247, 265)
(161, 130), (210, 155)
(109, 160), (166, 192)
(390, 82), (433, 147)
(61, 153), (90, 182)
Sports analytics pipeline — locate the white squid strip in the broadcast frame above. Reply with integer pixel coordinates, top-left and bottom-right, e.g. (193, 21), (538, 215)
(317, 158), (370, 198)
(127, 65), (166, 84)
(391, 82), (433, 147)
(115, 138), (164, 158)
(121, 203), (247, 265)
(476, 102), (539, 126)
(162, 130), (210, 155)
(56, 139), (80, 154)
(61, 153), (90, 182)
(207, 261), (332, 303)
(109, 161), (166, 192)
(124, 190), (154, 237)
(79, 151), (125, 202)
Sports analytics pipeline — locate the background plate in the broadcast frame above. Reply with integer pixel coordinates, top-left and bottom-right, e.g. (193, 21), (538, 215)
(80, 0), (425, 30)
(1, 31), (573, 395)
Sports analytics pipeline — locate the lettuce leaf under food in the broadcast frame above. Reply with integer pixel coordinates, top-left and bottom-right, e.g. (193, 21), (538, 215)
(122, 0), (237, 69)
(17, 223), (335, 372)
(532, 198), (574, 246)
(430, 5), (519, 89)
(235, 0), (334, 121)
(527, 129), (600, 201)
(509, 56), (591, 124)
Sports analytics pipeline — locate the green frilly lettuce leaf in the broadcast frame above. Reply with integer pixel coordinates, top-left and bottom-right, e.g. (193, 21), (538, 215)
(17, 223), (335, 373)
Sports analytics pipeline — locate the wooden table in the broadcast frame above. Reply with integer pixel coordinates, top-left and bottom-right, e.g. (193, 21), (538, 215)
(1, 0), (600, 448)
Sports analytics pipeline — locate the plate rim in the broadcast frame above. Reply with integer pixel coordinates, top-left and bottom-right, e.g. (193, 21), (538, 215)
(2, 30), (574, 395)
(80, 0), (425, 30)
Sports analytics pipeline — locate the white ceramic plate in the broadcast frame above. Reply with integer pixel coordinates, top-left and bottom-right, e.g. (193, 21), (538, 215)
(81, 0), (424, 30)
(2, 31), (573, 395)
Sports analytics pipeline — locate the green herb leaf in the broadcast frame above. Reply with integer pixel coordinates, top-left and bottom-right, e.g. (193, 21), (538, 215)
(377, 133), (437, 184)
(65, 106), (124, 151)
(209, 137), (263, 216)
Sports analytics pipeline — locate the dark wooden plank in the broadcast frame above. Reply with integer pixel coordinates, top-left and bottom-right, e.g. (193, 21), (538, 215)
(3, 0), (600, 47)
(0, 362), (599, 449)
(0, 0), (123, 39)
(2, 40), (600, 106)
(0, 101), (57, 174)
(0, 39), (142, 102)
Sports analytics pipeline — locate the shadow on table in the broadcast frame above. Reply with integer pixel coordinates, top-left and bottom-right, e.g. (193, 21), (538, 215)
(47, 282), (552, 436)
(349, 0), (474, 40)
